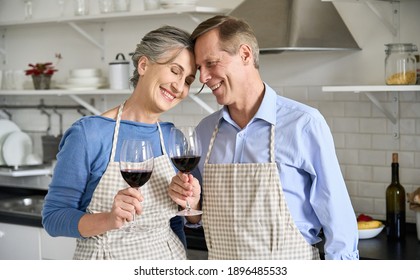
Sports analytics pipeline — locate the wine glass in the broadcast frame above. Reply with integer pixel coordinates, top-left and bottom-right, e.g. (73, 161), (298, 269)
(169, 126), (203, 216)
(119, 139), (154, 232)
(23, 0), (33, 20)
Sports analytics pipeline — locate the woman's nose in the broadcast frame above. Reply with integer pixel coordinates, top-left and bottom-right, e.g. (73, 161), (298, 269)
(171, 80), (184, 93)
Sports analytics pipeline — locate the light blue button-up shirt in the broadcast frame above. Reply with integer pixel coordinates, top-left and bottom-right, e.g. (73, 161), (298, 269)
(194, 83), (359, 260)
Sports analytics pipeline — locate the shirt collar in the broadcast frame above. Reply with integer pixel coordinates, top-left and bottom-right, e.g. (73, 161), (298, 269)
(218, 82), (277, 127)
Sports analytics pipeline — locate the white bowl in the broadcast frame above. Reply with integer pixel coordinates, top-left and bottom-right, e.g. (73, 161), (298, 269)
(70, 68), (101, 78)
(67, 76), (106, 85)
(358, 225), (385, 239)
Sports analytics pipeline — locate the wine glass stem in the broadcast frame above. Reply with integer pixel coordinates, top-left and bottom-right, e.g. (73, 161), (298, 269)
(185, 200), (191, 212)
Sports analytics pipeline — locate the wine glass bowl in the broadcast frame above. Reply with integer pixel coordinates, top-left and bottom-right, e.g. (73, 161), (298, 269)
(169, 126), (203, 216)
(119, 139), (154, 232)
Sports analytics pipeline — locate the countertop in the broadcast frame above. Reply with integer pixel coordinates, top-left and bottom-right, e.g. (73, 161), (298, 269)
(1, 186), (419, 260)
(185, 224), (420, 260)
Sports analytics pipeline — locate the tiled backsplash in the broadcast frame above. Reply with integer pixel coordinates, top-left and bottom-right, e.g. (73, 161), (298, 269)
(167, 85), (420, 223)
(2, 85), (419, 223)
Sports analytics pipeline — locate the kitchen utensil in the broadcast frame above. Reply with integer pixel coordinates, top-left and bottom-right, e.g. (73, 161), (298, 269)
(2, 131), (33, 167)
(41, 109), (62, 164)
(109, 53), (129, 90)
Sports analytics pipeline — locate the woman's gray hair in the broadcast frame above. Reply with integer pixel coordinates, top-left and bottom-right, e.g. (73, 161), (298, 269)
(130, 25), (194, 88)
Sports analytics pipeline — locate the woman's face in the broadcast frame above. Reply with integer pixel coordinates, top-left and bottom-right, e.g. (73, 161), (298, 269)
(139, 48), (196, 114)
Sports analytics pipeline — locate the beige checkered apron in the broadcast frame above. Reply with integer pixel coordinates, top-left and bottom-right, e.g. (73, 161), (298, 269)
(202, 124), (320, 260)
(73, 102), (186, 260)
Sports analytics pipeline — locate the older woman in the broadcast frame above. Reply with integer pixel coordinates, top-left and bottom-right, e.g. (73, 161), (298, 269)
(42, 25), (197, 259)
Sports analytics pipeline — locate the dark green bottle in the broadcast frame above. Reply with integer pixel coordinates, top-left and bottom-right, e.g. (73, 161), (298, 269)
(386, 153), (406, 240)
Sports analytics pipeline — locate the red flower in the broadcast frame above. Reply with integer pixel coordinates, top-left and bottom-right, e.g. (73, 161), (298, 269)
(25, 62), (58, 76)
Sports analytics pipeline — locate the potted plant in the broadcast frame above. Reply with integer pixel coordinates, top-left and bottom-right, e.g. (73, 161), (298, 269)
(25, 53), (61, 90)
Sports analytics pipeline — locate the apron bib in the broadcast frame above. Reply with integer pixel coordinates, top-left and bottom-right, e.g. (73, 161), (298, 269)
(202, 124), (320, 260)
(73, 102), (186, 260)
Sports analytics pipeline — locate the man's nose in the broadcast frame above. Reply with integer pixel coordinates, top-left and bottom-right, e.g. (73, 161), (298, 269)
(199, 68), (211, 84)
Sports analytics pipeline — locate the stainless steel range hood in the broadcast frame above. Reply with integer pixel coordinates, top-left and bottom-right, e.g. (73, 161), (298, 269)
(228, 0), (361, 53)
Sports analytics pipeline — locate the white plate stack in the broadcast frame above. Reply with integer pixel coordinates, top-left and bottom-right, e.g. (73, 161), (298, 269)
(160, 0), (197, 9)
(0, 119), (41, 167)
(57, 68), (107, 90)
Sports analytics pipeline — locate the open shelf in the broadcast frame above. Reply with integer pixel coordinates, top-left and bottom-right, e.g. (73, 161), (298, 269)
(322, 85), (420, 138)
(0, 6), (229, 27)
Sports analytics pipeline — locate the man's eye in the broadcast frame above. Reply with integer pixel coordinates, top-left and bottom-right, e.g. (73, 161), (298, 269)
(206, 61), (218, 68)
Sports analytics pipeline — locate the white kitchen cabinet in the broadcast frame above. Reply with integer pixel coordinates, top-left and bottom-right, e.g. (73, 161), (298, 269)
(40, 229), (76, 260)
(0, 222), (76, 260)
(0, 222), (41, 260)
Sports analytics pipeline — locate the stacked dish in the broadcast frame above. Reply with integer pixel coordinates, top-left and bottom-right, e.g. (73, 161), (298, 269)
(160, 0), (197, 8)
(57, 68), (107, 90)
(0, 119), (40, 167)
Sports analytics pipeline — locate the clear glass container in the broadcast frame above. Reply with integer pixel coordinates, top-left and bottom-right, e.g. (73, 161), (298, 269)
(385, 43), (417, 85)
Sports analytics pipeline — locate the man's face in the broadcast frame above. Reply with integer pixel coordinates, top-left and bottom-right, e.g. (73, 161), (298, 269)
(194, 29), (244, 106)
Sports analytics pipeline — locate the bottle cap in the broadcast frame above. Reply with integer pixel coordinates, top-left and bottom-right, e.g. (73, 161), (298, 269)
(392, 153), (398, 163)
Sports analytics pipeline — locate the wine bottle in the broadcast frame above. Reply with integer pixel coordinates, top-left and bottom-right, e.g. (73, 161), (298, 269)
(386, 153), (406, 240)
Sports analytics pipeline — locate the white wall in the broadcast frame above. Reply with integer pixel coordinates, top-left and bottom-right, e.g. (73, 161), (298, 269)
(1, 0), (420, 222)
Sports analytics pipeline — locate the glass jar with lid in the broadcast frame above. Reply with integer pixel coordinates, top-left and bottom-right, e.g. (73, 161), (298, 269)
(384, 43), (417, 85)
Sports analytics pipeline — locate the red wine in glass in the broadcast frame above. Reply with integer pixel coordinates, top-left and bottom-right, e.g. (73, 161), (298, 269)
(120, 169), (153, 188)
(169, 126), (202, 216)
(119, 139), (154, 232)
(170, 156), (201, 173)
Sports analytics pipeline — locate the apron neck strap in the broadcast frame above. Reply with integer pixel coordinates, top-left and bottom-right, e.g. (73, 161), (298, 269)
(156, 122), (167, 155)
(110, 101), (126, 162)
(110, 101), (167, 161)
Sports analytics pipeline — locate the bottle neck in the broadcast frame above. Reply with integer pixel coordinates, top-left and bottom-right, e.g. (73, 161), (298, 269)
(391, 163), (400, 183)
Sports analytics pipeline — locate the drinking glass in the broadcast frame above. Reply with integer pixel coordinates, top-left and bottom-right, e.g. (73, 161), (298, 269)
(169, 126), (203, 216)
(119, 139), (154, 232)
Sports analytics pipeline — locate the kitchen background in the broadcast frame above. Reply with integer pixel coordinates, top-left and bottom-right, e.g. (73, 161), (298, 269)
(0, 0), (419, 225)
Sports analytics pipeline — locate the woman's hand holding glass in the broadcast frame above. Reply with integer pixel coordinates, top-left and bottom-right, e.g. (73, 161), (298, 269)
(112, 187), (144, 229)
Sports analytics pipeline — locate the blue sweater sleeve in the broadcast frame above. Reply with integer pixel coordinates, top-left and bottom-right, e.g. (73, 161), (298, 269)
(42, 120), (92, 238)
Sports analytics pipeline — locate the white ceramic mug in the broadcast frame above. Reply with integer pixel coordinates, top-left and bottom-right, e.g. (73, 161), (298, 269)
(14, 70), (26, 90)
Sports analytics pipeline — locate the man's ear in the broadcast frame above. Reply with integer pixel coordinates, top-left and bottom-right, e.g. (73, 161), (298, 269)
(239, 44), (252, 64)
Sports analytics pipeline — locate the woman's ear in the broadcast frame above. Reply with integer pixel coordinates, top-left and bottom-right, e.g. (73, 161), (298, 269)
(137, 56), (148, 75)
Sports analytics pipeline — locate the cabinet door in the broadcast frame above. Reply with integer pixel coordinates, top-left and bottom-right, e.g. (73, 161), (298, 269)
(40, 229), (76, 260)
(0, 223), (41, 260)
